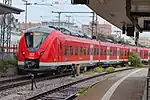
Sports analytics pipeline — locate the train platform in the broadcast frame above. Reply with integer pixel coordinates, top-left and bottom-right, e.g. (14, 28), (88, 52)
(74, 68), (148, 100)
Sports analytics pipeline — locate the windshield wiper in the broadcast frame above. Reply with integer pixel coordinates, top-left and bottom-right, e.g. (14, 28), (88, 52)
(35, 38), (43, 48)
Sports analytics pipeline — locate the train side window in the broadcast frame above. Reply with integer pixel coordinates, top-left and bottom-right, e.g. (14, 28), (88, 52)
(120, 50), (122, 56)
(126, 50), (127, 56)
(97, 48), (99, 55)
(112, 49), (114, 56)
(94, 48), (96, 55)
(65, 45), (68, 56)
(84, 47), (86, 56)
(88, 48), (90, 55)
(124, 50), (126, 56)
(70, 46), (73, 56)
(123, 50), (126, 56)
(100, 49), (103, 55)
(104, 49), (106, 55)
(75, 47), (78, 56)
(80, 47), (83, 56)
(110, 49), (112, 56)
(113, 49), (115, 56)
(115, 50), (117, 56)
(99, 48), (101, 55)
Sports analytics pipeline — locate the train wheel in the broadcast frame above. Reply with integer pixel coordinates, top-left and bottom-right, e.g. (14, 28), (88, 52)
(57, 66), (64, 74)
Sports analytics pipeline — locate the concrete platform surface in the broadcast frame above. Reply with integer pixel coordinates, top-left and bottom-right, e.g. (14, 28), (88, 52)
(75, 68), (148, 100)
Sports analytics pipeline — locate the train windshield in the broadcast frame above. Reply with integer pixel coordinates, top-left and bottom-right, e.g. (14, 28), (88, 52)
(25, 26), (55, 51)
(25, 32), (48, 51)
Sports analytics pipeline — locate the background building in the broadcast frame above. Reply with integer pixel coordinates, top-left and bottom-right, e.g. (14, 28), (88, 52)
(82, 21), (112, 37)
(19, 22), (41, 31)
(139, 37), (150, 47)
(41, 21), (75, 28)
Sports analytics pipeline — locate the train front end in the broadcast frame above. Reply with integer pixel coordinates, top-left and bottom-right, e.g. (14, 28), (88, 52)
(17, 26), (56, 74)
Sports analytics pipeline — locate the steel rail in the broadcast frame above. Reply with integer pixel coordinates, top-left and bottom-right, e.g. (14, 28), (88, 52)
(27, 67), (134, 100)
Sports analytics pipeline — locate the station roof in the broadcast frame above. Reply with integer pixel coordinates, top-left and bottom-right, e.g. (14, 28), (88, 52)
(87, 0), (150, 32)
(0, 3), (24, 14)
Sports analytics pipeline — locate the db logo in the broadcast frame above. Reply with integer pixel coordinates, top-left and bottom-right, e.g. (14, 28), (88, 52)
(29, 53), (34, 56)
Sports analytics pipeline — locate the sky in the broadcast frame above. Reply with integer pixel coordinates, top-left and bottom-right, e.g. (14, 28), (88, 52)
(3, 0), (150, 38)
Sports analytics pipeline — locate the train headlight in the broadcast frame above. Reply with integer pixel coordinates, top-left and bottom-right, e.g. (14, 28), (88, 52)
(40, 51), (44, 56)
(22, 51), (25, 55)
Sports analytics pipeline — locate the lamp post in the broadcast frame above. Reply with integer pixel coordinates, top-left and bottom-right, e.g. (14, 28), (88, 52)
(22, 0), (31, 29)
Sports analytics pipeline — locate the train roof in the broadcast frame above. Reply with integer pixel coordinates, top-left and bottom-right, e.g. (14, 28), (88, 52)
(62, 33), (99, 45)
(100, 41), (121, 47)
(24, 26), (55, 34)
(48, 26), (92, 39)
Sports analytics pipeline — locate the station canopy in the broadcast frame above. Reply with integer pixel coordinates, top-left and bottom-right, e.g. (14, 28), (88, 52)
(0, 2), (24, 14)
(87, 0), (150, 32)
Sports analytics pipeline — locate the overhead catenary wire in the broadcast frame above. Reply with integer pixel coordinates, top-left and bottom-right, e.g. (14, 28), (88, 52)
(19, 0), (93, 32)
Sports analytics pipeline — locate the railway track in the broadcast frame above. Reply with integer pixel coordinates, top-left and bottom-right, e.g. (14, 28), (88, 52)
(0, 75), (29, 85)
(27, 67), (134, 100)
(0, 73), (70, 92)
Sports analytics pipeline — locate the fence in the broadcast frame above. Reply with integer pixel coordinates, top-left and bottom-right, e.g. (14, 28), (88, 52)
(0, 45), (18, 53)
(0, 45), (18, 61)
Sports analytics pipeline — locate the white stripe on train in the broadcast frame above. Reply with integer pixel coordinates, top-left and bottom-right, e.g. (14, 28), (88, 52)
(18, 59), (134, 66)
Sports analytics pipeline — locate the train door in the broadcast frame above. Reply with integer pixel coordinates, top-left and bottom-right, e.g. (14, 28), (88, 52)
(90, 44), (93, 64)
(148, 50), (150, 63)
(107, 47), (110, 63)
(117, 47), (119, 62)
(59, 42), (62, 62)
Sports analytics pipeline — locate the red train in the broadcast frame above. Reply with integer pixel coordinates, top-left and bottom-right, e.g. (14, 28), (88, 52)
(17, 26), (150, 74)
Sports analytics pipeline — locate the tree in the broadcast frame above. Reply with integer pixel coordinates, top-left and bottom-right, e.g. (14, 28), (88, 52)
(128, 52), (142, 67)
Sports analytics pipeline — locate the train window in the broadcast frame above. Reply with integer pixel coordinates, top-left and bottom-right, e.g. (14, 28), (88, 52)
(126, 51), (128, 56)
(94, 48), (96, 55)
(100, 49), (103, 55)
(70, 46), (73, 56)
(84, 47), (86, 56)
(104, 49), (106, 55)
(124, 50), (125, 56)
(97, 48), (99, 55)
(146, 52), (148, 56)
(65, 45), (68, 56)
(75, 47), (78, 56)
(110, 49), (112, 56)
(120, 50), (122, 56)
(112, 49), (114, 56)
(80, 47), (83, 56)
(113, 49), (115, 56)
(140, 51), (142, 57)
(88, 48), (90, 55)
(115, 50), (117, 56)
(99, 49), (101, 55)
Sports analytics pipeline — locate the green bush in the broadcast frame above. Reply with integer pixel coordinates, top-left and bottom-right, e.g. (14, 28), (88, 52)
(0, 60), (8, 73)
(7, 60), (17, 66)
(105, 67), (115, 72)
(116, 65), (122, 68)
(137, 63), (144, 68)
(76, 87), (90, 96)
(83, 70), (94, 75)
(0, 60), (17, 73)
(128, 52), (142, 67)
(94, 67), (104, 73)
